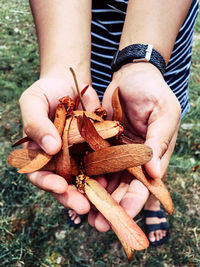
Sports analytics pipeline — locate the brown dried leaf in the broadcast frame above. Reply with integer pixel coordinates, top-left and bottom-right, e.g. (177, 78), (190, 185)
(112, 87), (122, 122)
(73, 110), (104, 122)
(127, 166), (174, 215)
(55, 117), (72, 182)
(84, 144), (153, 176)
(12, 136), (31, 147)
(16, 102), (67, 173)
(7, 148), (79, 175)
(94, 107), (107, 120)
(17, 151), (52, 174)
(77, 114), (110, 151)
(53, 103), (67, 136)
(75, 85), (89, 110)
(68, 118), (122, 145)
(84, 177), (149, 251)
(112, 225), (134, 261)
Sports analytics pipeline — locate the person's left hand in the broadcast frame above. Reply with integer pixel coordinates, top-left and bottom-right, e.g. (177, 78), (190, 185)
(88, 62), (181, 232)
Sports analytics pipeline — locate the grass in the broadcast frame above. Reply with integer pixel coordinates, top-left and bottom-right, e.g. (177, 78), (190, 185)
(0, 1), (200, 266)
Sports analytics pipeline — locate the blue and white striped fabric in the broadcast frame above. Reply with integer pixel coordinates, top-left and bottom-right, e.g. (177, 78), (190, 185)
(91, 0), (199, 117)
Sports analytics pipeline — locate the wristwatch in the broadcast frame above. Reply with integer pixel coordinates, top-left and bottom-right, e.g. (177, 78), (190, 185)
(111, 44), (166, 75)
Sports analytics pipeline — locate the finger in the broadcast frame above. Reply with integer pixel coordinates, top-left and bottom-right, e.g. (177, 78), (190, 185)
(88, 208), (98, 227)
(105, 172), (121, 194)
(145, 109), (181, 179)
(102, 84), (116, 119)
(120, 179), (149, 218)
(160, 129), (178, 178)
(94, 213), (110, 232)
(28, 171), (68, 194)
(19, 86), (62, 155)
(95, 175), (108, 188)
(82, 86), (101, 112)
(53, 185), (90, 214)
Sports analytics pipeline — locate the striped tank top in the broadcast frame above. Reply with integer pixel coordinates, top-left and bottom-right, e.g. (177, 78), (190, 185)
(91, 0), (199, 117)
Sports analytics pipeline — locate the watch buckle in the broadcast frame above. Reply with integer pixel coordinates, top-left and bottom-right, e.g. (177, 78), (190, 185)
(145, 44), (153, 61)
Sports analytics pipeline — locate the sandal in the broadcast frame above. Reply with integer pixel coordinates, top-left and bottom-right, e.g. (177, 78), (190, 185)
(143, 209), (169, 246)
(66, 209), (87, 228)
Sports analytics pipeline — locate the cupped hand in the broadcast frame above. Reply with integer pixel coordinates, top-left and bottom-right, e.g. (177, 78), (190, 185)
(88, 62), (181, 231)
(19, 70), (100, 214)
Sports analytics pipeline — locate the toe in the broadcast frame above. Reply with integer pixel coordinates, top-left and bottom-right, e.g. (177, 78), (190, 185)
(74, 216), (81, 225)
(162, 230), (167, 237)
(68, 209), (73, 217)
(149, 231), (156, 243)
(156, 230), (162, 241)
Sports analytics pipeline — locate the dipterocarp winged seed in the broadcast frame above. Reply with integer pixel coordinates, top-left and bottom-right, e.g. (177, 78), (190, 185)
(7, 148), (79, 175)
(77, 113), (110, 151)
(127, 166), (174, 215)
(84, 144), (153, 176)
(68, 117), (122, 146)
(53, 102), (67, 136)
(16, 102), (67, 174)
(55, 117), (72, 182)
(73, 110), (104, 122)
(17, 151), (52, 174)
(12, 136), (31, 147)
(84, 178), (149, 251)
(112, 87), (122, 122)
(8, 149), (46, 169)
(112, 225), (134, 261)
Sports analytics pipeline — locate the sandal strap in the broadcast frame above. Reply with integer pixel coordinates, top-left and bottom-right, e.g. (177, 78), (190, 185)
(146, 222), (169, 233)
(143, 209), (165, 218)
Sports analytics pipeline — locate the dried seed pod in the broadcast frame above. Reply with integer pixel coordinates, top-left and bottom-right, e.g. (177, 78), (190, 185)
(54, 102), (67, 136)
(17, 151), (52, 174)
(17, 102), (67, 174)
(112, 225), (134, 261)
(84, 144), (153, 176)
(77, 114), (110, 151)
(127, 166), (174, 215)
(112, 87), (122, 122)
(7, 148), (79, 176)
(73, 110), (104, 122)
(55, 117), (72, 182)
(83, 177), (149, 251)
(68, 118), (122, 145)
(12, 136), (31, 147)
(94, 107), (107, 120)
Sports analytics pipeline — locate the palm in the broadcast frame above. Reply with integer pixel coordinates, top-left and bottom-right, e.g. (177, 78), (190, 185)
(19, 75), (101, 214)
(89, 63), (181, 232)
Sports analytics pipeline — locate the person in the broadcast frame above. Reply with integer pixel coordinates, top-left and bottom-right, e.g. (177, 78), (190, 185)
(19, 0), (199, 246)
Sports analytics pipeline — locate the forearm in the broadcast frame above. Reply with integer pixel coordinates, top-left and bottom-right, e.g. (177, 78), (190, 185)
(29, 0), (92, 81)
(120, 0), (192, 64)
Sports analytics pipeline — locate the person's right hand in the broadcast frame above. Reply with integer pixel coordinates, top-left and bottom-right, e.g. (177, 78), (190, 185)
(19, 70), (100, 215)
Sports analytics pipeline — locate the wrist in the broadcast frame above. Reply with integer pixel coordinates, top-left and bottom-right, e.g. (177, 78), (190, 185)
(111, 44), (166, 76)
(40, 63), (91, 85)
(112, 61), (163, 81)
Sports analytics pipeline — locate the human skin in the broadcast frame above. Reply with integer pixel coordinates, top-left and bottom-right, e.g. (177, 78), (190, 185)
(20, 0), (192, 228)
(87, 0), (192, 234)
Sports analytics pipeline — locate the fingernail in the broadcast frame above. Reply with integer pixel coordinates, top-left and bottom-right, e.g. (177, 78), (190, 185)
(41, 135), (59, 154)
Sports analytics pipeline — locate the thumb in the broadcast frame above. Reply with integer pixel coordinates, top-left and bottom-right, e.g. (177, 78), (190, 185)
(144, 112), (180, 179)
(19, 89), (62, 155)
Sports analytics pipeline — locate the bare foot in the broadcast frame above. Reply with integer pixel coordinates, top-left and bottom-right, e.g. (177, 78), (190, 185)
(144, 195), (169, 244)
(67, 209), (87, 227)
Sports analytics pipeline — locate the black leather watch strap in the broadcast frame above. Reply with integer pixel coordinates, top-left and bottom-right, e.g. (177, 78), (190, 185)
(111, 44), (166, 75)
